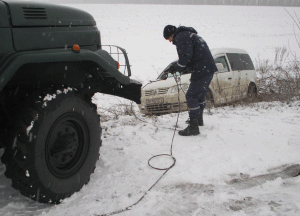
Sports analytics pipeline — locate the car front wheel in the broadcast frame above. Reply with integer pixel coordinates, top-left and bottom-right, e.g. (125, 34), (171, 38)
(205, 90), (214, 109)
(247, 83), (257, 98)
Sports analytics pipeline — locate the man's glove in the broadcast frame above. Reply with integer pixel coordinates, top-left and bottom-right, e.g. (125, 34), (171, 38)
(165, 62), (177, 74)
(169, 65), (176, 74)
(174, 62), (187, 73)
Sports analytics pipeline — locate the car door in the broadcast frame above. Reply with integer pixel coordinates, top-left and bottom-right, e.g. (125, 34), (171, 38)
(226, 53), (242, 100)
(226, 53), (255, 100)
(212, 54), (234, 104)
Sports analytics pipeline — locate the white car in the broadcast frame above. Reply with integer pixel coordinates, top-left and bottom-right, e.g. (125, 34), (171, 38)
(139, 48), (258, 115)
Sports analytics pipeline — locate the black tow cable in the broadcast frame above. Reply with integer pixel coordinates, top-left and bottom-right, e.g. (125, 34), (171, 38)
(148, 75), (181, 171)
(96, 74), (182, 216)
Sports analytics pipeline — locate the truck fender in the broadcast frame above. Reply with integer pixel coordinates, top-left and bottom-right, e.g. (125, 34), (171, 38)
(0, 48), (131, 91)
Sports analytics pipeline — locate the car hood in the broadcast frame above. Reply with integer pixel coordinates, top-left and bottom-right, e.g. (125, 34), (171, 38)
(143, 74), (191, 90)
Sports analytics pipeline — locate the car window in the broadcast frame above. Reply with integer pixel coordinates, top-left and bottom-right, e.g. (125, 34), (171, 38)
(226, 53), (255, 71)
(214, 56), (229, 72)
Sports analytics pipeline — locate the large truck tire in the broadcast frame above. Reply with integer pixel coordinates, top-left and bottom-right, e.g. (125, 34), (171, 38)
(1, 90), (101, 203)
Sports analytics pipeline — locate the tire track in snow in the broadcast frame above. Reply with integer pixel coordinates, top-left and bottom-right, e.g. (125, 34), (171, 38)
(137, 164), (300, 216)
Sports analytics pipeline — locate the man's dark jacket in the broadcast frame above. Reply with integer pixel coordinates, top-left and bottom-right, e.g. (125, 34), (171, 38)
(173, 26), (217, 81)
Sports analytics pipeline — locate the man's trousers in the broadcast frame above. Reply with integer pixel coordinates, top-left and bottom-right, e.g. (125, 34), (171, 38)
(186, 73), (214, 119)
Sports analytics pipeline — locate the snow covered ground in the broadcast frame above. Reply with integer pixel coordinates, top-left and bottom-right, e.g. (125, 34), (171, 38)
(1, 3), (300, 216)
(1, 95), (300, 216)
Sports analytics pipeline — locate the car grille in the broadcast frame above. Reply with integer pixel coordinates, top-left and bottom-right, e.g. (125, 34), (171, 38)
(146, 102), (187, 113)
(145, 88), (169, 96)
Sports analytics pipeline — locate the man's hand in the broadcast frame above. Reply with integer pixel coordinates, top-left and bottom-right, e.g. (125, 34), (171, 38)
(165, 64), (175, 74)
(169, 65), (176, 74)
(174, 61), (187, 73)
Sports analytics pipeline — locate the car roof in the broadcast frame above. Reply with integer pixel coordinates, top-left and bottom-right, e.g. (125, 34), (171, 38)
(211, 48), (248, 56)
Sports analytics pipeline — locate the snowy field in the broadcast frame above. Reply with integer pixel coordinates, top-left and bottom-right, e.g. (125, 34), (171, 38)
(84, 3), (300, 84)
(1, 3), (300, 216)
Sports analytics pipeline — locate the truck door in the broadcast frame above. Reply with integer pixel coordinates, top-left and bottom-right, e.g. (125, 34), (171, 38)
(213, 54), (234, 104)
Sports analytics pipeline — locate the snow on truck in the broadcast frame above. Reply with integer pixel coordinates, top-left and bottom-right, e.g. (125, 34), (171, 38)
(0, 1), (141, 203)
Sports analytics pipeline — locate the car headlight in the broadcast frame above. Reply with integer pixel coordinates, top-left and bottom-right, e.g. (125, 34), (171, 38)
(171, 84), (189, 93)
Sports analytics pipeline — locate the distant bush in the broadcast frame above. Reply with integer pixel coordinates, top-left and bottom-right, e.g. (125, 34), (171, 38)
(256, 47), (300, 103)
(242, 9), (300, 105)
(97, 101), (137, 122)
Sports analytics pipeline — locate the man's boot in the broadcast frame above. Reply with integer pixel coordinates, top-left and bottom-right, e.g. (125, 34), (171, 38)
(185, 112), (204, 126)
(179, 118), (200, 136)
(198, 111), (204, 126)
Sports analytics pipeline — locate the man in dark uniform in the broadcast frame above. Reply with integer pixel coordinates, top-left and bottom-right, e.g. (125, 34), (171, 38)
(163, 25), (217, 136)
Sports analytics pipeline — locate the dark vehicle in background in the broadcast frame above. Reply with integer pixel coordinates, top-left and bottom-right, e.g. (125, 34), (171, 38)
(0, 0), (141, 203)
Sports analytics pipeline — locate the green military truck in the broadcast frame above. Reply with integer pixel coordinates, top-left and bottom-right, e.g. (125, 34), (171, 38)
(0, 1), (141, 203)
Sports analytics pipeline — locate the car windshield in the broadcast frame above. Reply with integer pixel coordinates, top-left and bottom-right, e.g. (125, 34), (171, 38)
(157, 71), (181, 80)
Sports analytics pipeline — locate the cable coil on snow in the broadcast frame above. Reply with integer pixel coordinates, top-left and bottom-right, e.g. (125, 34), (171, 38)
(147, 74), (181, 171)
(148, 154), (176, 170)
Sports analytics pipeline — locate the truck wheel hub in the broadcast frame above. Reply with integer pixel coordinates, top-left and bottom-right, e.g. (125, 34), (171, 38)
(46, 113), (89, 178)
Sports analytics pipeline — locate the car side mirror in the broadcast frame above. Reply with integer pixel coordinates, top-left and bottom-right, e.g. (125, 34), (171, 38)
(216, 63), (224, 72)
